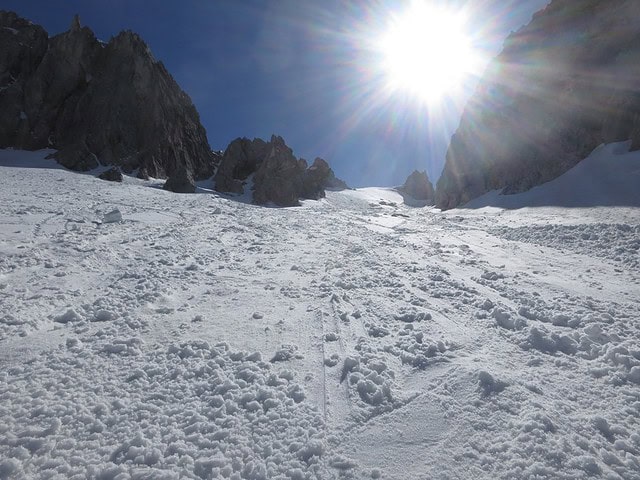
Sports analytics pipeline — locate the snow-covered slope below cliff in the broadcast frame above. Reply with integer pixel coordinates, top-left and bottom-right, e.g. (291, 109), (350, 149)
(1, 150), (639, 479)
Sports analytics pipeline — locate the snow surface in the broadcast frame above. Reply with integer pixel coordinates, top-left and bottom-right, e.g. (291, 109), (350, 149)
(1, 148), (639, 479)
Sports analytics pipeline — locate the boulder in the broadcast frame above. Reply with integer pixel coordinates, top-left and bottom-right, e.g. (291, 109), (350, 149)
(435, 0), (640, 209)
(0, 11), (218, 181)
(163, 165), (196, 193)
(98, 167), (123, 182)
(399, 170), (434, 203)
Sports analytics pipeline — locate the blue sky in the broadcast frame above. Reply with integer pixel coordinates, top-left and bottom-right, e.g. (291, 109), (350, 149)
(4, 1), (549, 187)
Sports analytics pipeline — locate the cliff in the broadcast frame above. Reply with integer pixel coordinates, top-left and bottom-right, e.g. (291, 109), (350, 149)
(436, 0), (640, 209)
(0, 11), (217, 182)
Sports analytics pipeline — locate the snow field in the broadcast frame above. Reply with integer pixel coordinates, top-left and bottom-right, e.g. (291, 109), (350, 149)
(1, 321), (326, 478)
(1, 149), (640, 479)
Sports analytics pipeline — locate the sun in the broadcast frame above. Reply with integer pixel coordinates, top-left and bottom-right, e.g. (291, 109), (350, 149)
(377, 1), (479, 104)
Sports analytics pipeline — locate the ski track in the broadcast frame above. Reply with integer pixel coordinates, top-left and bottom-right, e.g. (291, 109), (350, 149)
(1, 152), (640, 479)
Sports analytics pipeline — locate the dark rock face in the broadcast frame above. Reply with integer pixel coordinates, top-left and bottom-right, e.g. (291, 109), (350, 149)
(214, 138), (269, 194)
(98, 167), (123, 182)
(435, 0), (640, 210)
(253, 136), (305, 206)
(48, 143), (98, 171)
(301, 158), (331, 200)
(0, 11), (217, 180)
(215, 135), (347, 206)
(136, 168), (150, 180)
(399, 170), (434, 203)
(302, 157), (348, 199)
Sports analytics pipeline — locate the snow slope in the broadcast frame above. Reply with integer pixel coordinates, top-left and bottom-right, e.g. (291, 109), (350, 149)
(1, 149), (639, 479)
(465, 141), (640, 209)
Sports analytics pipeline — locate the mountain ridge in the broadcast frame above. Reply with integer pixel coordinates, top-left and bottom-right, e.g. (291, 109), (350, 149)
(0, 11), (347, 205)
(0, 10), (218, 182)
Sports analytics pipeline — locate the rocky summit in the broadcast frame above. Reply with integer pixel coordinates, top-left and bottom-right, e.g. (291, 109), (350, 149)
(436, 0), (640, 210)
(0, 11), (217, 187)
(399, 170), (435, 204)
(215, 135), (347, 207)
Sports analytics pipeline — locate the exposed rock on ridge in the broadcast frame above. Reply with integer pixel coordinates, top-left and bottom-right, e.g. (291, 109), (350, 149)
(398, 170), (435, 204)
(215, 135), (347, 206)
(214, 137), (269, 194)
(0, 11), (217, 185)
(436, 0), (640, 210)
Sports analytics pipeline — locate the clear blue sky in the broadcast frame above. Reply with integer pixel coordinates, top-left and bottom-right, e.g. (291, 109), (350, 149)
(4, 1), (548, 187)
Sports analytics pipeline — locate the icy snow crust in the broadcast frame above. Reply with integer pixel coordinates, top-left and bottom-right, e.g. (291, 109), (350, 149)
(1, 149), (640, 479)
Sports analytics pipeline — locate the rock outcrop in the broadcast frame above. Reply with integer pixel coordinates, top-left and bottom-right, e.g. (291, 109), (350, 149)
(215, 135), (347, 206)
(163, 164), (196, 193)
(214, 138), (269, 194)
(98, 167), (123, 182)
(435, 0), (640, 210)
(302, 158), (349, 199)
(0, 11), (217, 180)
(399, 170), (434, 203)
(253, 136), (306, 206)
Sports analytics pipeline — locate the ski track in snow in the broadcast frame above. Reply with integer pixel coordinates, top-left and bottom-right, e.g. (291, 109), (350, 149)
(1, 150), (639, 479)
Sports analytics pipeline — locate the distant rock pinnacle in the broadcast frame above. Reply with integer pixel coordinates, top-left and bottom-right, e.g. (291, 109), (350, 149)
(70, 14), (80, 32)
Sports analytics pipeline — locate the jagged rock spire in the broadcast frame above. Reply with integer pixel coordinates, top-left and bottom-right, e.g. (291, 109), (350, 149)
(70, 14), (80, 32)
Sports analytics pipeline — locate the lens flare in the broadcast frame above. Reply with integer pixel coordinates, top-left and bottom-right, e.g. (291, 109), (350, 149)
(377, 1), (480, 104)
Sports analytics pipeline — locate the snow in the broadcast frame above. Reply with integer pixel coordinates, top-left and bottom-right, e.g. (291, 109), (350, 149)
(1, 148), (639, 479)
(465, 141), (640, 209)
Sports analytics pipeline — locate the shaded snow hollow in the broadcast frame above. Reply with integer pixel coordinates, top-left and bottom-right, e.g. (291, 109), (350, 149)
(0, 148), (639, 479)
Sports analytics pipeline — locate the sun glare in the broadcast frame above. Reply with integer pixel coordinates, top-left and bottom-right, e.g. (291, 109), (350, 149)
(378, 1), (479, 104)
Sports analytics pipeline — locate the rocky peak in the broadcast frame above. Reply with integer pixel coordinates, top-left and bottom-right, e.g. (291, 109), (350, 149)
(108, 30), (157, 63)
(399, 170), (434, 204)
(215, 135), (347, 206)
(214, 137), (269, 194)
(0, 11), (217, 183)
(253, 136), (305, 206)
(70, 14), (81, 32)
(0, 11), (48, 87)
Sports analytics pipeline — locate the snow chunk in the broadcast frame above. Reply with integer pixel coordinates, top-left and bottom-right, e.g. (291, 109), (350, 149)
(477, 370), (508, 396)
(0, 459), (20, 477)
(522, 327), (578, 355)
(324, 332), (339, 342)
(102, 209), (123, 224)
(568, 456), (601, 476)
(93, 309), (116, 322)
(493, 308), (526, 330)
(394, 309), (431, 323)
(271, 344), (299, 362)
(330, 455), (358, 470)
(53, 308), (83, 324)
